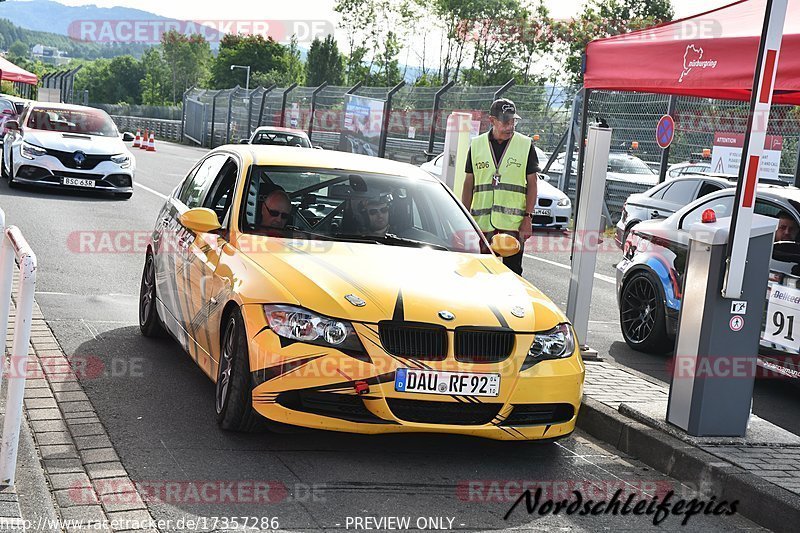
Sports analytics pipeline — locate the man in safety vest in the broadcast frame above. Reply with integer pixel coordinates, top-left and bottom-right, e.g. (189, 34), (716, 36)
(462, 98), (539, 275)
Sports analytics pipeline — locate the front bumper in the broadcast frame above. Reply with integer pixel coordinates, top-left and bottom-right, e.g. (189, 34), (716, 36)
(531, 202), (572, 229)
(242, 306), (585, 441)
(13, 154), (134, 194)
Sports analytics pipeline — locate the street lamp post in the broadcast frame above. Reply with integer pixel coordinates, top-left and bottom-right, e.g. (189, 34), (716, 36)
(230, 64), (251, 92)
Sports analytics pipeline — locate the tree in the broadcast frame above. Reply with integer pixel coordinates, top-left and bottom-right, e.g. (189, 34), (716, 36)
(140, 48), (171, 105)
(373, 31), (402, 86)
(553, 0), (674, 84)
(8, 40), (28, 60)
(161, 30), (211, 103)
(209, 34), (288, 89)
(306, 35), (344, 86)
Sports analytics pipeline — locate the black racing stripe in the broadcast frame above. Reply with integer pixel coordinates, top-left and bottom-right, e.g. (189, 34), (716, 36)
(543, 424), (552, 436)
(495, 425), (519, 439)
(309, 372), (396, 392)
(252, 354), (326, 384)
(254, 325), (270, 337)
(489, 305), (510, 329)
(392, 289), (404, 321)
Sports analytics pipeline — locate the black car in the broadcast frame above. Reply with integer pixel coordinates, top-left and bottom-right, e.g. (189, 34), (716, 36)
(616, 184), (800, 378)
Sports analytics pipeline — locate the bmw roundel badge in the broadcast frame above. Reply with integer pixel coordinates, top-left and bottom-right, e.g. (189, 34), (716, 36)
(438, 310), (455, 321)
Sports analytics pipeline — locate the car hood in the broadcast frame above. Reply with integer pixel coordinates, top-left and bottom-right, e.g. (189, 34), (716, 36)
(237, 237), (567, 332)
(23, 130), (128, 155)
(538, 179), (567, 200)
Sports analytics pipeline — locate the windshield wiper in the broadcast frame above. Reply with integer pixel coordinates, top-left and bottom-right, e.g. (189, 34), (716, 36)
(381, 233), (449, 251)
(284, 227), (382, 245)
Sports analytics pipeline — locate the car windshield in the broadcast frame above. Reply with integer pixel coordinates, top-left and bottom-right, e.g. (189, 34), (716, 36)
(611, 156), (655, 175)
(241, 166), (489, 254)
(251, 131), (310, 148)
(26, 107), (118, 137)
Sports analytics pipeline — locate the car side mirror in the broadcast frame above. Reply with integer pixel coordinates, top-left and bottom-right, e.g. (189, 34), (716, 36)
(239, 138), (249, 144)
(772, 241), (800, 262)
(180, 208), (222, 233)
(122, 131), (135, 142)
(2, 109), (13, 116)
(490, 233), (521, 258)
(4, 120), (19, 131)
(314, 145), (323, 150)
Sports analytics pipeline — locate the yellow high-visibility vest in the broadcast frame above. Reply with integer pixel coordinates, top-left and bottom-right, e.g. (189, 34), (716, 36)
(469, 131), (531, 231)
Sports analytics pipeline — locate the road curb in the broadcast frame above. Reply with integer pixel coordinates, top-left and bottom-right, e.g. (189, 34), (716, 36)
(576, 395), (800, 533)
(11, 288), (157, 532)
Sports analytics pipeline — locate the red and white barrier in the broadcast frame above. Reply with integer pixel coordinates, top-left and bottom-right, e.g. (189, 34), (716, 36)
(0, 209), (37, 485)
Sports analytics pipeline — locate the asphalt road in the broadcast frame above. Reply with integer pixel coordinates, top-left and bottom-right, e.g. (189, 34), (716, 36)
(0, 141), (767, 532)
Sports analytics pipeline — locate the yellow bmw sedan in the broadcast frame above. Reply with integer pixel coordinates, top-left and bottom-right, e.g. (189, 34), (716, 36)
(139, 145), (584, 440)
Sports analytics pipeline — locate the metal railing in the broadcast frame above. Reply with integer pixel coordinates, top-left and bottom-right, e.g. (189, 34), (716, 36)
(0, 210), (37, 486)
(110, 116), (182, 142)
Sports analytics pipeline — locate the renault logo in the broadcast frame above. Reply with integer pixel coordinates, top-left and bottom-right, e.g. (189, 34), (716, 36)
(73, 151), (86, 167)
(438, 310), (455, 321)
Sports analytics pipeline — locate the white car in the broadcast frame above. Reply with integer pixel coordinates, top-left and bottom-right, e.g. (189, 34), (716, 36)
(667, 161), (712, 179)
(2, 102), (136, 199)
(421, 149), (572, 230)
(550, 151), (658, 185)
(246, 126), (313, 148)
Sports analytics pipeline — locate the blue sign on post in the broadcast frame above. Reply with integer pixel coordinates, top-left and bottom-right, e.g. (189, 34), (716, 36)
(656, 115), (675, 149)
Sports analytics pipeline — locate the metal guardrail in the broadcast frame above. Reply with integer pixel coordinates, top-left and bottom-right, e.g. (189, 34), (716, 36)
(110, 116), (182, 142)
(0, 210), (37, 486)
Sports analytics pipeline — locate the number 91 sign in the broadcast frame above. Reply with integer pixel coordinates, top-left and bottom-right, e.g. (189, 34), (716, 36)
(764, 284), (800, 351)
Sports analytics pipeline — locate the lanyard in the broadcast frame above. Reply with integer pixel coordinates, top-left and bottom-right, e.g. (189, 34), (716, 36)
(489, 135), (511, 188)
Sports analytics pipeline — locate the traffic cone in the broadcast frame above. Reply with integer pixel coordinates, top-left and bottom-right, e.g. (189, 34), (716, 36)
(133, 130), (141, 148)
(147, 132), (156, 152)
(140, 129), (149, 150)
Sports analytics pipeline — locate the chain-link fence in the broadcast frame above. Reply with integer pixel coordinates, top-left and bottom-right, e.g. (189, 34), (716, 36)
(181, 84), (578, 166)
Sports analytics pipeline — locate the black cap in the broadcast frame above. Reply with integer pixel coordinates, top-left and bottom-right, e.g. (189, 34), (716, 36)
(489, 98), (521, 122)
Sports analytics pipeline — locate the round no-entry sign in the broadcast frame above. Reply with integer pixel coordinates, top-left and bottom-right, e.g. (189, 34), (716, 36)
(656, 115), (675, 149)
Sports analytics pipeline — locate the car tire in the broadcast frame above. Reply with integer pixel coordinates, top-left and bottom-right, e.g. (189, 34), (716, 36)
(216, 308), (260, 432)
(620, 270), (671, 354)
(139, 252), (167, 338)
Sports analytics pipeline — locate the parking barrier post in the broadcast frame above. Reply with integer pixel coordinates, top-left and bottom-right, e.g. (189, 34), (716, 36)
(0, 226), (37, 486)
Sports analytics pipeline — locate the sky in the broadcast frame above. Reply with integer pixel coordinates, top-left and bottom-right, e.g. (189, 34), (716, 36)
(44, 0), (737, 68)
(48, 0), (736, 21)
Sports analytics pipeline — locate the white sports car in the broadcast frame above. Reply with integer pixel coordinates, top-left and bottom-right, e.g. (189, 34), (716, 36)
(421, 149), (572, 230)
(2, 102), (136, 199)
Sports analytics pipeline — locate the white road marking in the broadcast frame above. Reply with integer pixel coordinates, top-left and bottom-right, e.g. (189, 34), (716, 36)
(523, 254), (616, 284)
(133, 182), (169, 200)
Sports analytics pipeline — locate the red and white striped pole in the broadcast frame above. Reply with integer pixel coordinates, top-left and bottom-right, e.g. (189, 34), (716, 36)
(724, 0), (788, 298)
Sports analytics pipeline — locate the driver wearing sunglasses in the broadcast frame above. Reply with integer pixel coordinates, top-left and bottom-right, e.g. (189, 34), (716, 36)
(259, 188), (292, 230)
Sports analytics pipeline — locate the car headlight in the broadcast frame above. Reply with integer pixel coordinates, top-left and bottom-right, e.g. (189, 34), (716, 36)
(111, 153), (131, 168)
(263, 304), (366, 353)
(522, 323), (575, 370)
(21, 142), (46, 159)
(557, 197), (571, 207)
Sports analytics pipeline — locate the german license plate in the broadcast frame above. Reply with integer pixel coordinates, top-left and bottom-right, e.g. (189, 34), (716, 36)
(62, 177), (95, 188)
(394, 368), (500, 397)
(534, 208), (551, 216)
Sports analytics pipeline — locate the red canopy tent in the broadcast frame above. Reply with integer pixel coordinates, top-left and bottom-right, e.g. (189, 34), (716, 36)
(0, 55), (38, 85)
(584, 0), (800, 104)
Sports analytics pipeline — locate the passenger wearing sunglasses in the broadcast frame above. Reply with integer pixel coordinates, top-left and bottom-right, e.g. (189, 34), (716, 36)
(363, 197), (391, 237)
(259, 189), (292, 230)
